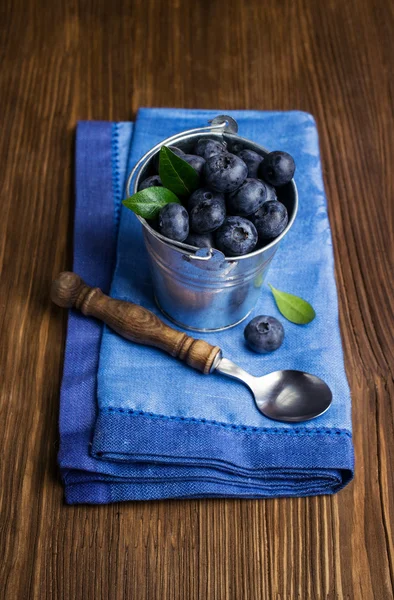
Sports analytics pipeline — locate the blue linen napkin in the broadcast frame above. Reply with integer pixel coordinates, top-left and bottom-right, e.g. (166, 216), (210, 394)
(59, 109), (354, 504)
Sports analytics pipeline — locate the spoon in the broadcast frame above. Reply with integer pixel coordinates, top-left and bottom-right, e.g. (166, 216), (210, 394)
(51, 272), (332, 423)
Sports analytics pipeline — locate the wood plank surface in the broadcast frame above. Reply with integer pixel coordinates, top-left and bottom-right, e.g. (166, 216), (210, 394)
(0, 0), (393, 598)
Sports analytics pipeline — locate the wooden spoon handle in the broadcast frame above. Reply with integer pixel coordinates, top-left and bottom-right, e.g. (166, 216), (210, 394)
(51, 272), (221, 374)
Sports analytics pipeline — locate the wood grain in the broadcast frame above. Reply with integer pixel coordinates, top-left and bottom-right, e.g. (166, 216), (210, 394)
(51, 271), (221, 373)
(0, 0), (393, 598)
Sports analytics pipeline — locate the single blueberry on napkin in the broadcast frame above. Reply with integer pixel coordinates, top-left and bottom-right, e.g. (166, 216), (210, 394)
(59, 110), (354, 504)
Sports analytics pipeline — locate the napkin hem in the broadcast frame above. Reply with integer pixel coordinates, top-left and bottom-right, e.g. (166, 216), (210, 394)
(97, 405), (351, 437)
(64, 479), (345, 504)
(91, 409), (354, 492)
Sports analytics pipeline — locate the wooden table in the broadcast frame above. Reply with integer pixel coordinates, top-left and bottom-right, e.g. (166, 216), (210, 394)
(1, 0), (393, 598)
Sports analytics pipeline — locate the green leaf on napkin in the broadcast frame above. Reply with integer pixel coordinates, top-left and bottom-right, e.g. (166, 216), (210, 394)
(268, 284), (316, 325)
(122, 187), (180, 220)
(159, 146), (200, 197)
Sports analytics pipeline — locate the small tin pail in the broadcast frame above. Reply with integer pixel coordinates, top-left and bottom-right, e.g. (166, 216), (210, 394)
(126, 115), (298, 332)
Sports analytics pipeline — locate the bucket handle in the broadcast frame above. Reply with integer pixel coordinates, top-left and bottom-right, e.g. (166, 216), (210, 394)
(181, 247), (238, 273)
(183, 248), (214, 261)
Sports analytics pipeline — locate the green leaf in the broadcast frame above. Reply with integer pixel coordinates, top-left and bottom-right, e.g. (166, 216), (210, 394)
(268, 284), (316, 325)
(159, 146), (200, 197)
(122, 187), (180, 220)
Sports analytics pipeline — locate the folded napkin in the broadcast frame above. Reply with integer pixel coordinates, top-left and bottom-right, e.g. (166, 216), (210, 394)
(59, 109), (354, 504)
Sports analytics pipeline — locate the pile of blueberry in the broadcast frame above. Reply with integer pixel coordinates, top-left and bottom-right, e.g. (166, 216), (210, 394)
(138, 139), (295, 257)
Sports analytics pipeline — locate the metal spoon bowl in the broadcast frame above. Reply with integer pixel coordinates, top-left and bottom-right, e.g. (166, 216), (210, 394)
(216, 358), (332, 422)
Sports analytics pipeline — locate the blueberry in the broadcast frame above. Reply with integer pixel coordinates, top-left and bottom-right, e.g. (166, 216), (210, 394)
(237, 149), (264, 178)
(265, 182), (277, 202)
(194, 138), (227, 160)
(260, 151), (295, 186)
(244, 315), (284, 353)
(138, 174), (163, 191)
(253, 201), (288, 242)
(227, 140), (244, 154)
(227, 178), (268, 216)
(187, 188), (225, 212)
(153, 146), (184, 171)
(185, 232), (214, 248)
(158, 203), (189, 242)
(190, 199), (226, 234)
(182, 154), (206, 175)
(169, 145), (185, 156)
(215, 216), (258, 257)
(204, 152), (248, 193)
(249, 184), (277, 223)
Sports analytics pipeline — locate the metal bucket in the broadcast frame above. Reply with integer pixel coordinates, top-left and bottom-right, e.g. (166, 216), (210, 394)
(126, 115), (298, 332)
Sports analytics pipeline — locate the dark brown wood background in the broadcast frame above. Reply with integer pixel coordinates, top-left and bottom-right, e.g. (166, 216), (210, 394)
(1, 0), (393, 598)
